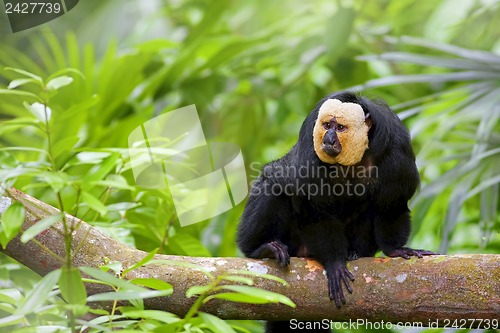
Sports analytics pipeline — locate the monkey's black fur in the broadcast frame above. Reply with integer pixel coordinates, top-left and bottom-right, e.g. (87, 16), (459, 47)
(237, 91), (435, 332)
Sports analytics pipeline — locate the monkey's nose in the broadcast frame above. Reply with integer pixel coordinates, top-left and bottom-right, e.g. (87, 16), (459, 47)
(322, 143), (341, 156)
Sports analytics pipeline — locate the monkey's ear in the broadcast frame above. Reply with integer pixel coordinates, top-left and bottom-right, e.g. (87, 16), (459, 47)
(365, 113), (372, 129)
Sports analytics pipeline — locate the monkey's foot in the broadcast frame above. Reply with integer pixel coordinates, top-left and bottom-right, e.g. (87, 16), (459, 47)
(250, 241), (290, 267)
(326, 261), (354, 308)
(387, 247), (438, 259)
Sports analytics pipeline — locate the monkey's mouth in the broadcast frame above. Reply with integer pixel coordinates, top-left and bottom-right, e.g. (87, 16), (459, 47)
(322, 143), (342, 156)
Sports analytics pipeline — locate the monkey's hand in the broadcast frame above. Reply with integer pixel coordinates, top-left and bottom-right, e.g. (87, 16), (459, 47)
(387, 247), (438, 259)
(250, 241), (290, 267)
(325, 261), (354, 308)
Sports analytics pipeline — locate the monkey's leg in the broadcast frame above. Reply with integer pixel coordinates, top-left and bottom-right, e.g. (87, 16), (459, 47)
(387, 247), (437, 259)
(237, 178), (294, 267)
(302, 222), (354, 307)
(250, 240), (290, 267)
(346, 213), (377, 260)
(374, 207), (438, 259)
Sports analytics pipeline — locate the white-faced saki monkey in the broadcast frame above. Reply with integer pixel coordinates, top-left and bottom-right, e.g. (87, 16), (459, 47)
(237, 91), (437, 332)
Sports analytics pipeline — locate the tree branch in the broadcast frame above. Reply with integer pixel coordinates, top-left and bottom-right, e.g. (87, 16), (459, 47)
(1, 188), (499, 326)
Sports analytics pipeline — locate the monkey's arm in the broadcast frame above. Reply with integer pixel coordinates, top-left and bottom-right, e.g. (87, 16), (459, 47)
(373, 147), (437, 258)
(373, 199), (437, 258)
(237, 177), (293, 266)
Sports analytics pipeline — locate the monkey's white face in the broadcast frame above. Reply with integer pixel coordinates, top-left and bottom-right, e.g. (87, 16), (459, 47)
(312, 99), (371, 165)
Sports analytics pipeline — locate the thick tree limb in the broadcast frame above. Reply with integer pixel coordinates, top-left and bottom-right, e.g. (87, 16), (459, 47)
(0, 188), (499, 327)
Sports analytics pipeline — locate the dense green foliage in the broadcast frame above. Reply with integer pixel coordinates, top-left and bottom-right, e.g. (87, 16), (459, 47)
(0, 0), (499, 332)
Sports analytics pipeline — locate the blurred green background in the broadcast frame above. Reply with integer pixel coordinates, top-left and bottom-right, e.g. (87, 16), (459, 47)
(0, 0), (499, 331)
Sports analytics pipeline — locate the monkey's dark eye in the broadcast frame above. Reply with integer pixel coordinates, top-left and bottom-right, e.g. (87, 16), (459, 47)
(323, 122), (331, 130)
(337, 124), (347, 132)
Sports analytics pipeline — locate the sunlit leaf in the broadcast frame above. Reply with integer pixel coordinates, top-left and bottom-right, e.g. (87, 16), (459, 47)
(118, 307), (179, 324)
(46, 76), (74, 91)
(38, 171), (68, 192)
(186, 285), (211, 298)
(219, 285), (295, 307)
(81, 191), (107, 215)
(59, 267), (87, 305)
(16, 269), (61, 315)
(198, 312), (237, 333)
(123, 248), (158, 274)
(130, 278), (172, 291)
(5, 67), (43, 82)
(87, 289), (172, 302)
(0, 202), (25, 247)
(0, 89), (42, 102)
(20, 214), (61, 243)
(80, 267), (145, 291)
(23, 102), (52, 122)
(7, 78), (40, 89)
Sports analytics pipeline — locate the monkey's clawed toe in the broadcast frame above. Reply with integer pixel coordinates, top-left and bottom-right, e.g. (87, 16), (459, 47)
(387, 247), (438, 259)
(268, 241), (290, 266)
(326, 262), (355, 308)
(249, 240), (290, 266)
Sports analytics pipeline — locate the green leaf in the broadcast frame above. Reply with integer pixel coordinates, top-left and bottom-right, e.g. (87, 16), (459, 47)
(62, 304), (90, 317)
(93, 175), (135, 191)
(59, 267), (87, 305)
(81, 191), (108, 216)
(123, 249), (159, 274)
(466, 174), (500, 200)
(220, 286), (295, 308)
(0, 118), (42, 135)
(75, 151), (111, 164)
(130, 278), (172, 291)
(7, 78), (40, 89)
(0, 289), (22, 304)
(204, 292), (275, 304)
(0, 303), (15, 314)
(0, 314), (24, 327)
(20, 214), (61, 243)
(106, 201), (140, 212)
(324, 7), (355, 60)
(387, 36), (500, 64)
(0, 202), (25, 248)
(80, 267), (146, 291)
(119, 308), (179, 324)
(198, 312), (237, 333)
(229, 270), (288, 286)
(185, 285), (212, 298)
(5, 67), (43, 83)
(38, 171), (68, 192)
(52, 136), (79, 160)
(48, 68), (85, 80)
(351, 71), (500, 91)
(0, 89), (42, 102)
(46, 76), (74, 91)
(100, 261), (123, 274)
(359, 52), (496, 71)
(23, 102), (52, 122)
(87, 289), (172, 302)
(16, 269), (61, 315)
(220, 276), (254, 285)
(82, 152), (119, 184)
